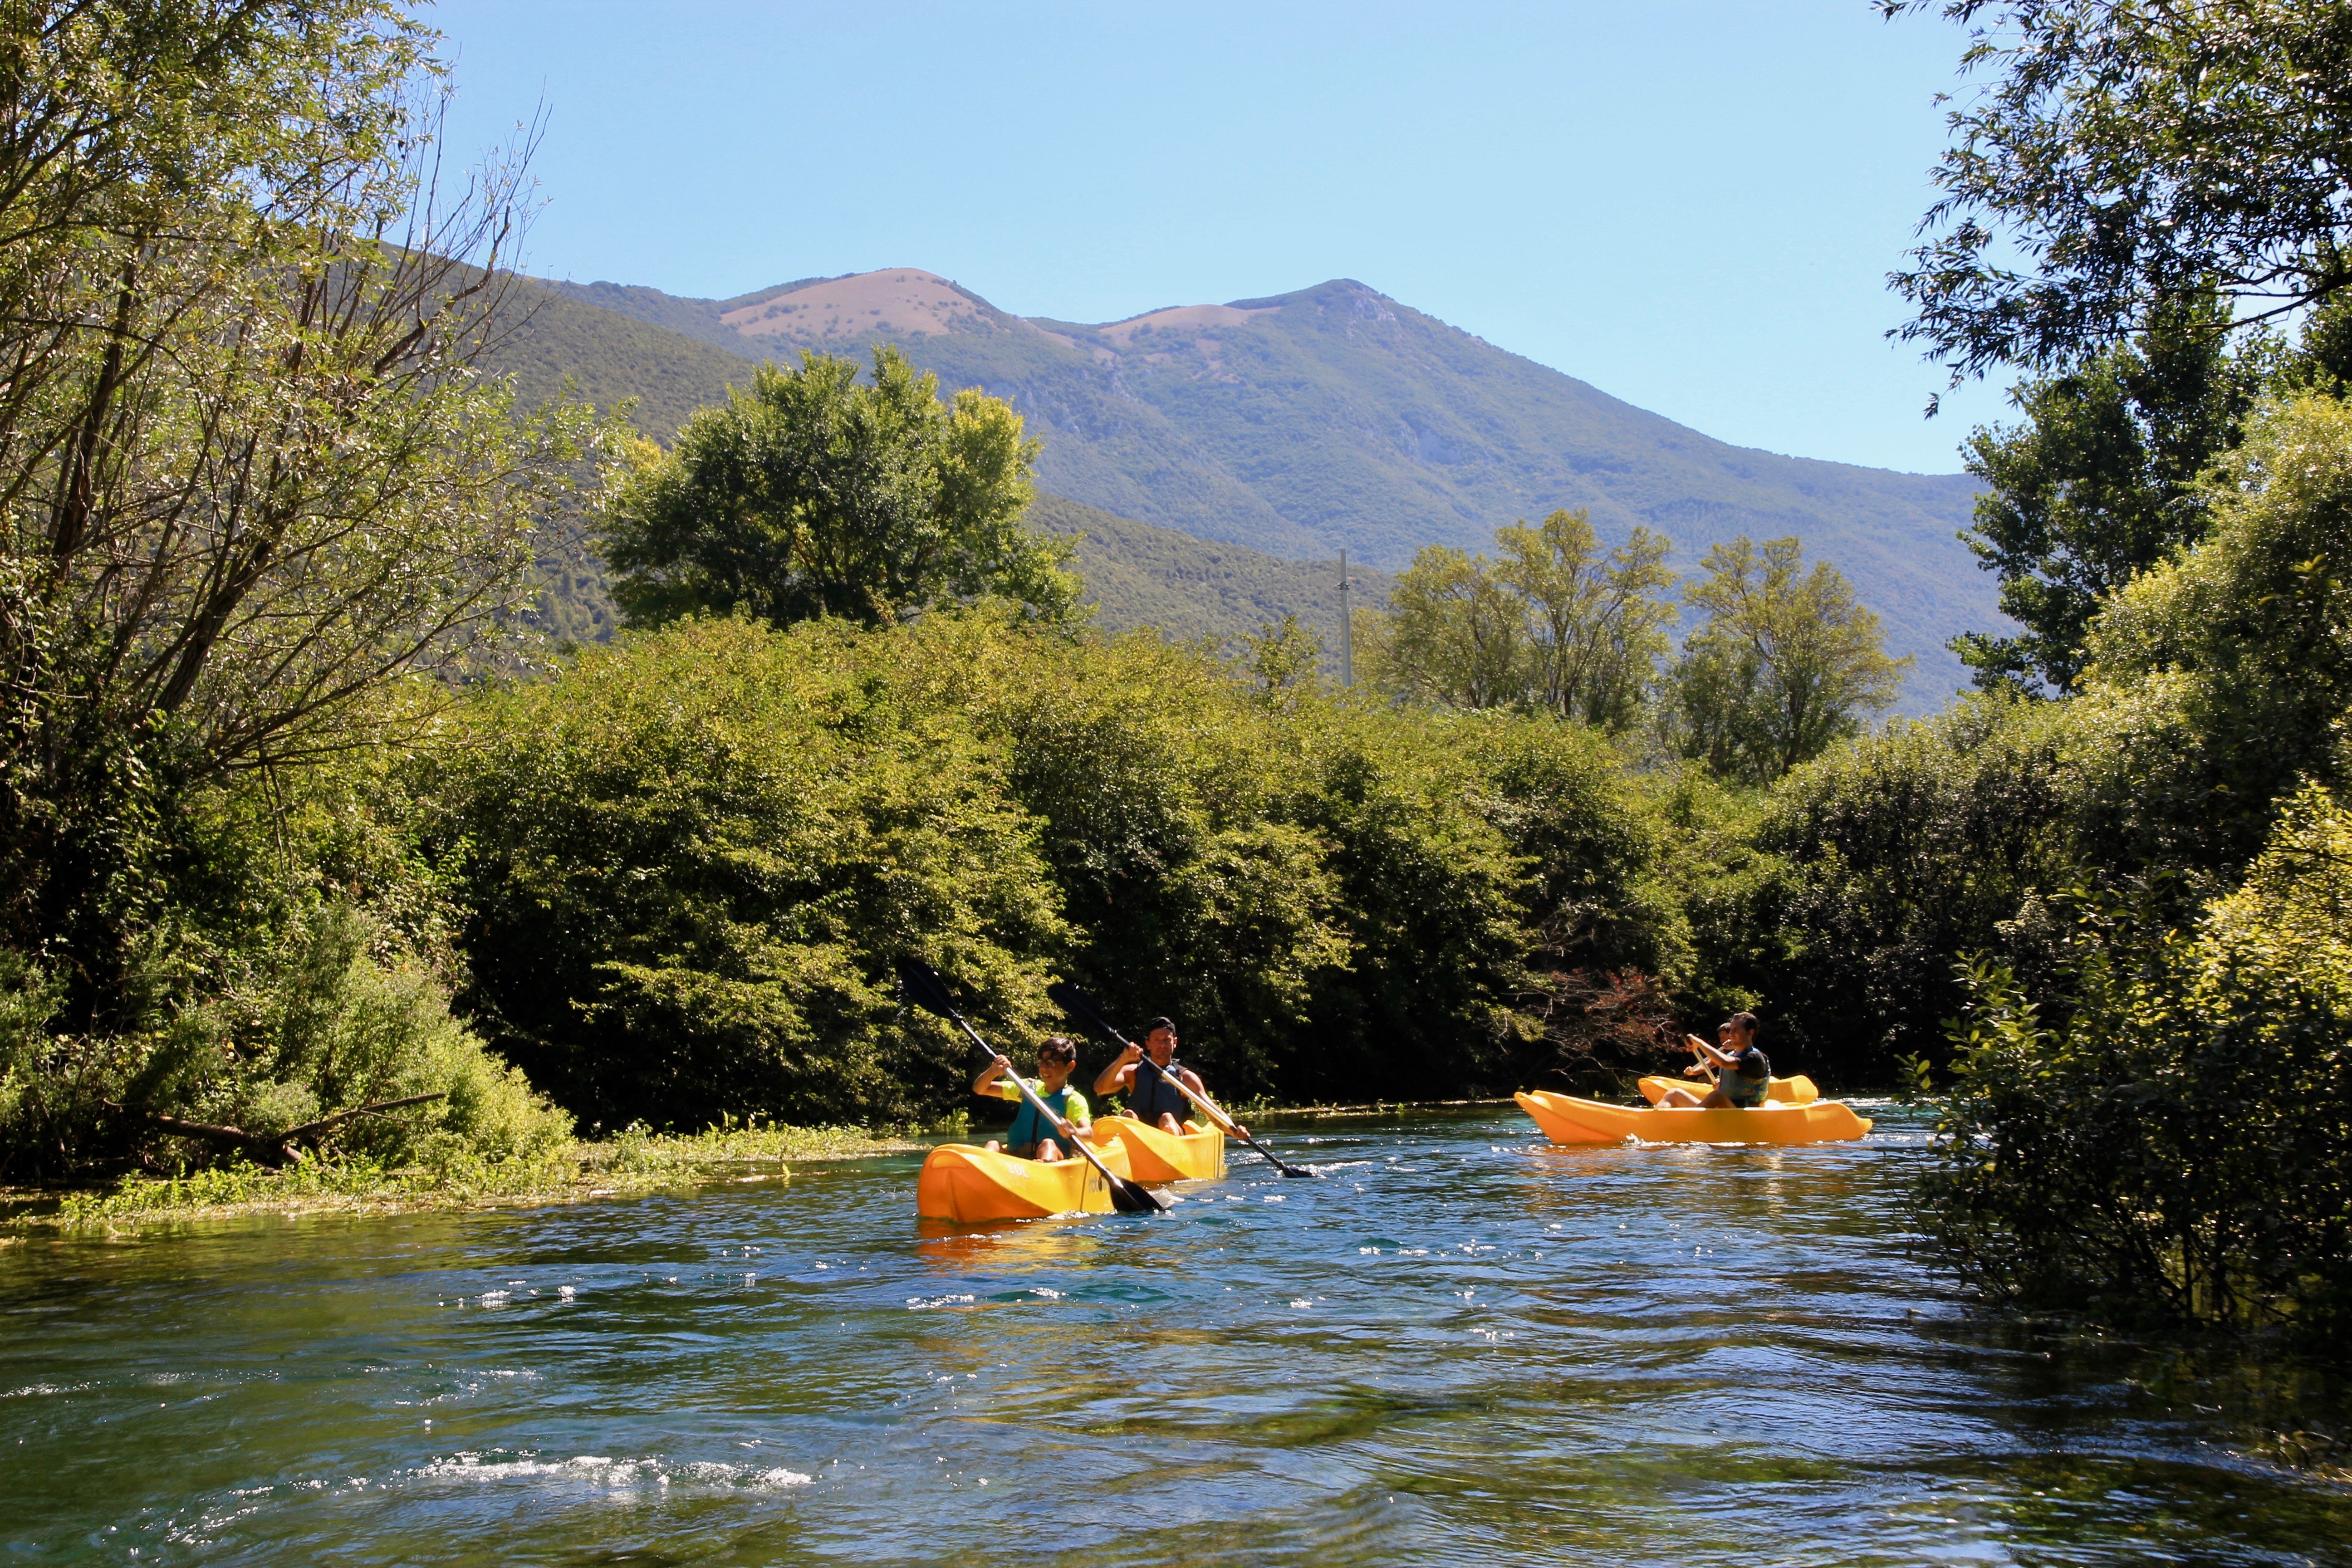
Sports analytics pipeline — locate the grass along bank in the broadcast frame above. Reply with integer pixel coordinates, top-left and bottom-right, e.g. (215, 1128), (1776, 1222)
(0, 1118), (927, 1232)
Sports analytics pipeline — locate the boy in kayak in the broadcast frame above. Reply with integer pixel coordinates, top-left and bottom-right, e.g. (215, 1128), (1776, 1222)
(975, 1037), (1091, 1161)
(1655, 1012), (1770, 1108)
(1092, 1017), (1250, 1141)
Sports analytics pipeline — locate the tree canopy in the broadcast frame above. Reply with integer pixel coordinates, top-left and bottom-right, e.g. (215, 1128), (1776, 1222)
(1665, 537), (1911, 783)
(1953, 292), (2259, 694)
(1362, 509), (1674, 731)
(1886, 0), (2352, 382)
(596, 347), (1080, 631)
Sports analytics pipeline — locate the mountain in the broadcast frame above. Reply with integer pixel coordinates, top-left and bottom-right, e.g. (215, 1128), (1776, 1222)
(487, 277), (1386, 659)
(532, 267), (1995, 705)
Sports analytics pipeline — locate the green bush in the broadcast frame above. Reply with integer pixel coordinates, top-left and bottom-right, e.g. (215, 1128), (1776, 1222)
(425, 614), (1072, 1131)
(1925, 782), (2352, 1330)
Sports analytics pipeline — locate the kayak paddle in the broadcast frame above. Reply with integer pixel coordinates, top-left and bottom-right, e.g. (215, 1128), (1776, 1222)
(897, 958), (1165, 1215)
(1047, 980), (1318, 1179)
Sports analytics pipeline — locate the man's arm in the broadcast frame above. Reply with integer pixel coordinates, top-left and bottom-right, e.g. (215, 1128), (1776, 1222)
(1093, 1046), (1138, 1098)
(974, 1054), (1013, 1096)
(1687, 1034), (1737, 1070)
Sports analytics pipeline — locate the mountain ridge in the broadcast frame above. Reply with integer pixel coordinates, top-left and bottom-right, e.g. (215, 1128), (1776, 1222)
(521, 265), (1996, 706)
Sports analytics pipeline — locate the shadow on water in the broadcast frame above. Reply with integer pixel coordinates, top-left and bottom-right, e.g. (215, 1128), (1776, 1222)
(2, 1105), (2347, 1566)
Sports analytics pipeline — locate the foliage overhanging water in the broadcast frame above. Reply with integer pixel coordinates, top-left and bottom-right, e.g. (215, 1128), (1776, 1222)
(3, 1106), (2347, 1565)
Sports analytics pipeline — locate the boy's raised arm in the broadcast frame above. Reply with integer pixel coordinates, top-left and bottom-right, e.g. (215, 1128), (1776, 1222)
(973, 1053), (1013, 1096)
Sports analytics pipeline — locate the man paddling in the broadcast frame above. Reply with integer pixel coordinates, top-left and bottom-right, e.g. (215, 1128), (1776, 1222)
(1655, 1012), (1770, 1108)
(1092, 1017), (1249, 1141)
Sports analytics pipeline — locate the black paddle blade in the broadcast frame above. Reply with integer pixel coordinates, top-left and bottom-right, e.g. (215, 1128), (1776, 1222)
(1108, 1175), (1165, 1214)
(896, 957), (958, 1021)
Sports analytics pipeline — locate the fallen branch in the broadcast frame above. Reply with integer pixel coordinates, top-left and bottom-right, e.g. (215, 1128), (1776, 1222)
(106, 1093), (447, 1167)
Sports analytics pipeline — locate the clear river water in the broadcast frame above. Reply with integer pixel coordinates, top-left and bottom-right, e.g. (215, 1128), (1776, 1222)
(4, 1103), (2349, 1565)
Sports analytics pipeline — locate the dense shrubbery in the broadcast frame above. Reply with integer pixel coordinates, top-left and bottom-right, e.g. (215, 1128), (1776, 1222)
(420, 611), (1692, 1128)
(1737, 396), (2352, 1329)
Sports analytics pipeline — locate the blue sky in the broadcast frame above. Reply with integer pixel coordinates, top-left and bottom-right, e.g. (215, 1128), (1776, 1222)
(426, 0), (2010, 476)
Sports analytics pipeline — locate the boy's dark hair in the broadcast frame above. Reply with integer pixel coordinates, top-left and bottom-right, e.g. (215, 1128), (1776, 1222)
(1728, 1011), (1760, 1037)
(1038, 1036), (1079, 1067)
(1144, 1017), (1175, 1035)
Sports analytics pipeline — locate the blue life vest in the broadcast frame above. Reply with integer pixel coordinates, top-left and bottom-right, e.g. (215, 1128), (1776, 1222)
(1132, 1054), (1191, 1124)
(1006, 1084), (1081, 1150)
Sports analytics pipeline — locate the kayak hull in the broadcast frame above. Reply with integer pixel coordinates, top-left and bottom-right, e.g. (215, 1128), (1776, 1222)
(1637, 1073), (1818, 1105)
(1518, 1089), (1871, 1146)
(916, 1139), (1137, 1222)
(1096, 1115), (1226, 1182)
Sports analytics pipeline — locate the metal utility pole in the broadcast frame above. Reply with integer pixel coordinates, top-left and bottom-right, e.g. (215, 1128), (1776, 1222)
(1338, 549), (1353, 686)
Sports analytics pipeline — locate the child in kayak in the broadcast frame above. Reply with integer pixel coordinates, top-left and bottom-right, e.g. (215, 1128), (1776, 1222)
(975, 1037), (1091, 1161)
(1092, 1017), (1250, 1141)
(1656, 1012), (1771, 1108)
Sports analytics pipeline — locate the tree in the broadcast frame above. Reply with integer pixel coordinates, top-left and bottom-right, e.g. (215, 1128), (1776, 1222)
(1363, 544), (1526, 711)
(1363, 512), (1677, 729)
(1494, 510), (1676, 731)
(0, 2), (597, 1025)
(1953, 293), (2261, 694)
(596, 347), (1079, 631)
(1666, 537), (1911, 783)
(1887, 0), (2352, 383)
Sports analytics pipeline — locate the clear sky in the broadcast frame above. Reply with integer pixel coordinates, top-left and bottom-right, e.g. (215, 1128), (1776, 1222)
(425, 0), (2010, 476)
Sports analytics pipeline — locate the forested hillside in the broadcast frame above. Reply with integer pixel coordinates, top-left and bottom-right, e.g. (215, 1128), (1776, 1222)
(536, 267), (1992, 704)
(489, 281), (1392, 658)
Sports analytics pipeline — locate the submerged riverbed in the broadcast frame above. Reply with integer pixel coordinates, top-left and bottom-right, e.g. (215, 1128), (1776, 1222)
(3, 1104), (2347, 1565)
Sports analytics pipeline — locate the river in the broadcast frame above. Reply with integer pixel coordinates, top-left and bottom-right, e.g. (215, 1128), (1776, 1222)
(3, 1103), (2347, 1565)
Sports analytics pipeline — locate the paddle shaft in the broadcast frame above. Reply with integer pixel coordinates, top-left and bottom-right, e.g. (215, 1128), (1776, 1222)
(937, 1009), (1162, 1210)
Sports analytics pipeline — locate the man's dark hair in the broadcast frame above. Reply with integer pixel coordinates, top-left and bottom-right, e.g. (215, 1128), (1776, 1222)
(1144, 1017), (1175, 1036)
(1728, 1012), (1759, 1037)
(1038, 1036), (1079, 1067)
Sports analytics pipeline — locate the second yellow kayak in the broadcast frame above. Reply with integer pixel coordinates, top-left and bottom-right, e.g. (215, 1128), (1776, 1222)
(1094, 1115), (1226, 1182)
(1517, 1088), (1872, 1146)
(1637, 1073), (1818, 1105)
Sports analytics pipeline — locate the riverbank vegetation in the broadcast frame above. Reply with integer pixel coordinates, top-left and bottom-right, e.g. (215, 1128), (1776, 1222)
(2, 0), (2349, 1346)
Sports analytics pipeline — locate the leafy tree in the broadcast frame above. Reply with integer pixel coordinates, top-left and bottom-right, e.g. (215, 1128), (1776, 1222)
(1235, 612), (1323, 710)
(596, 347), (1079, 631)
(1494, 510), (1676, 730)
(0, 2), (597, 1029)
(1665, 537), (1910, 783)
(1362, 544), (1526, 710)
(1953, 293), (2262, 694)
(2068, 392), (2352, 873)
(1887, 0), (2352, 382)
(1362, 510), (1676, 730)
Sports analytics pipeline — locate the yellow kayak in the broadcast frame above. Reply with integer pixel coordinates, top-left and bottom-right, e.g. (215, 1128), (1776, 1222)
(1637, 1073), (1818, 1105)
(1517, 1088), (1872, 1146)
(915, 1137), (1137, 1222)
(1094, 1115), (1226, 1182)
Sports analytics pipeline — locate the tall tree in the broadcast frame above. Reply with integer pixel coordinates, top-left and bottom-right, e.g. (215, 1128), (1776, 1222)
(596, 348), (1078, 631)
(1887, 0), (2352, 384)
(1493, 509), (1676, 731)
(1954, 292), (2261, 695)
(1363, 545), (1527, 712)
(0, 2), (595, 1020)
(1666, 537), (1911, 783)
